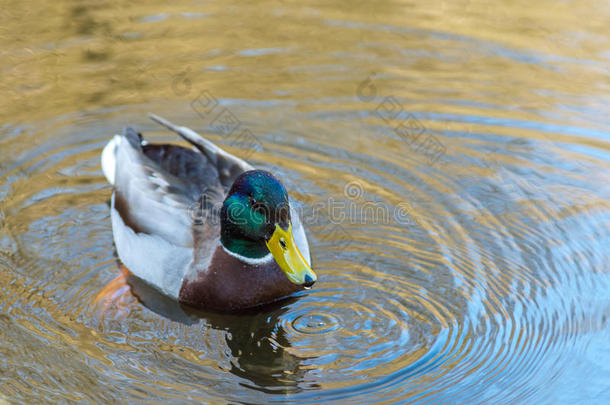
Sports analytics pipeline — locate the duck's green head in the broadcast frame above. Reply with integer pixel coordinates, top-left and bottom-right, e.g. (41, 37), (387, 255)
(220, 170), (316, 288)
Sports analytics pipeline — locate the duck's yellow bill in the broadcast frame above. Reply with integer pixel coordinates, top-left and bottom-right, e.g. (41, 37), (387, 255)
(266, 223), (317, 287)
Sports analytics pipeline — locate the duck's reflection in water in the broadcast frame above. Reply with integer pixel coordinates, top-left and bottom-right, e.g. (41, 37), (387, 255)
(123, 268), (314, 393)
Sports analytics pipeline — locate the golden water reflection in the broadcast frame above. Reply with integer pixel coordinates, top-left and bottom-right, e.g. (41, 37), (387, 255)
(0, 0), (609, 403)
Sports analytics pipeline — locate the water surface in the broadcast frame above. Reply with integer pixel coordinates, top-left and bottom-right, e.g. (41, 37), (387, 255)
(1, 0), (609, 403)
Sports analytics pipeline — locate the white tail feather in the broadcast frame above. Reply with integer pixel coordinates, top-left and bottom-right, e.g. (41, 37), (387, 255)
(101, 135), (120, 185)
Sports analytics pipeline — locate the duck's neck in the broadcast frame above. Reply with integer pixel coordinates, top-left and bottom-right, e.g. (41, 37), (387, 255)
(220, 233), (269, 259)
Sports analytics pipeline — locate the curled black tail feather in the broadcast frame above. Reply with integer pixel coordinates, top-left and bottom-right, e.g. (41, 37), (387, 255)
(122, 126), (144, 149)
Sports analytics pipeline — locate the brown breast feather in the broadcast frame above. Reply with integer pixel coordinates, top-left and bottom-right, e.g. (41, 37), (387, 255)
(178, 245), (303, 311)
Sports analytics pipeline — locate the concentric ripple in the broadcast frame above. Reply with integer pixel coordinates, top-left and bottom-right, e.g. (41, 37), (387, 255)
(291, 313), (340, 335)
(277, 268), (448, 380)
(252, 121), (609, 403)
(2, 0), (610, 402)
(0, 103), (609, 403)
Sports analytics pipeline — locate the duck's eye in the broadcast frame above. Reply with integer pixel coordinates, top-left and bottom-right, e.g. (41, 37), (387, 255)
(279, 238), (287, 250)
(252, 202), (266, 214)
(248, 195), (257, 205)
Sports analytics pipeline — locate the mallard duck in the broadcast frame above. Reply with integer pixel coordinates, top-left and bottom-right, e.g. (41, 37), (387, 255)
(100, 114), (316, 312)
